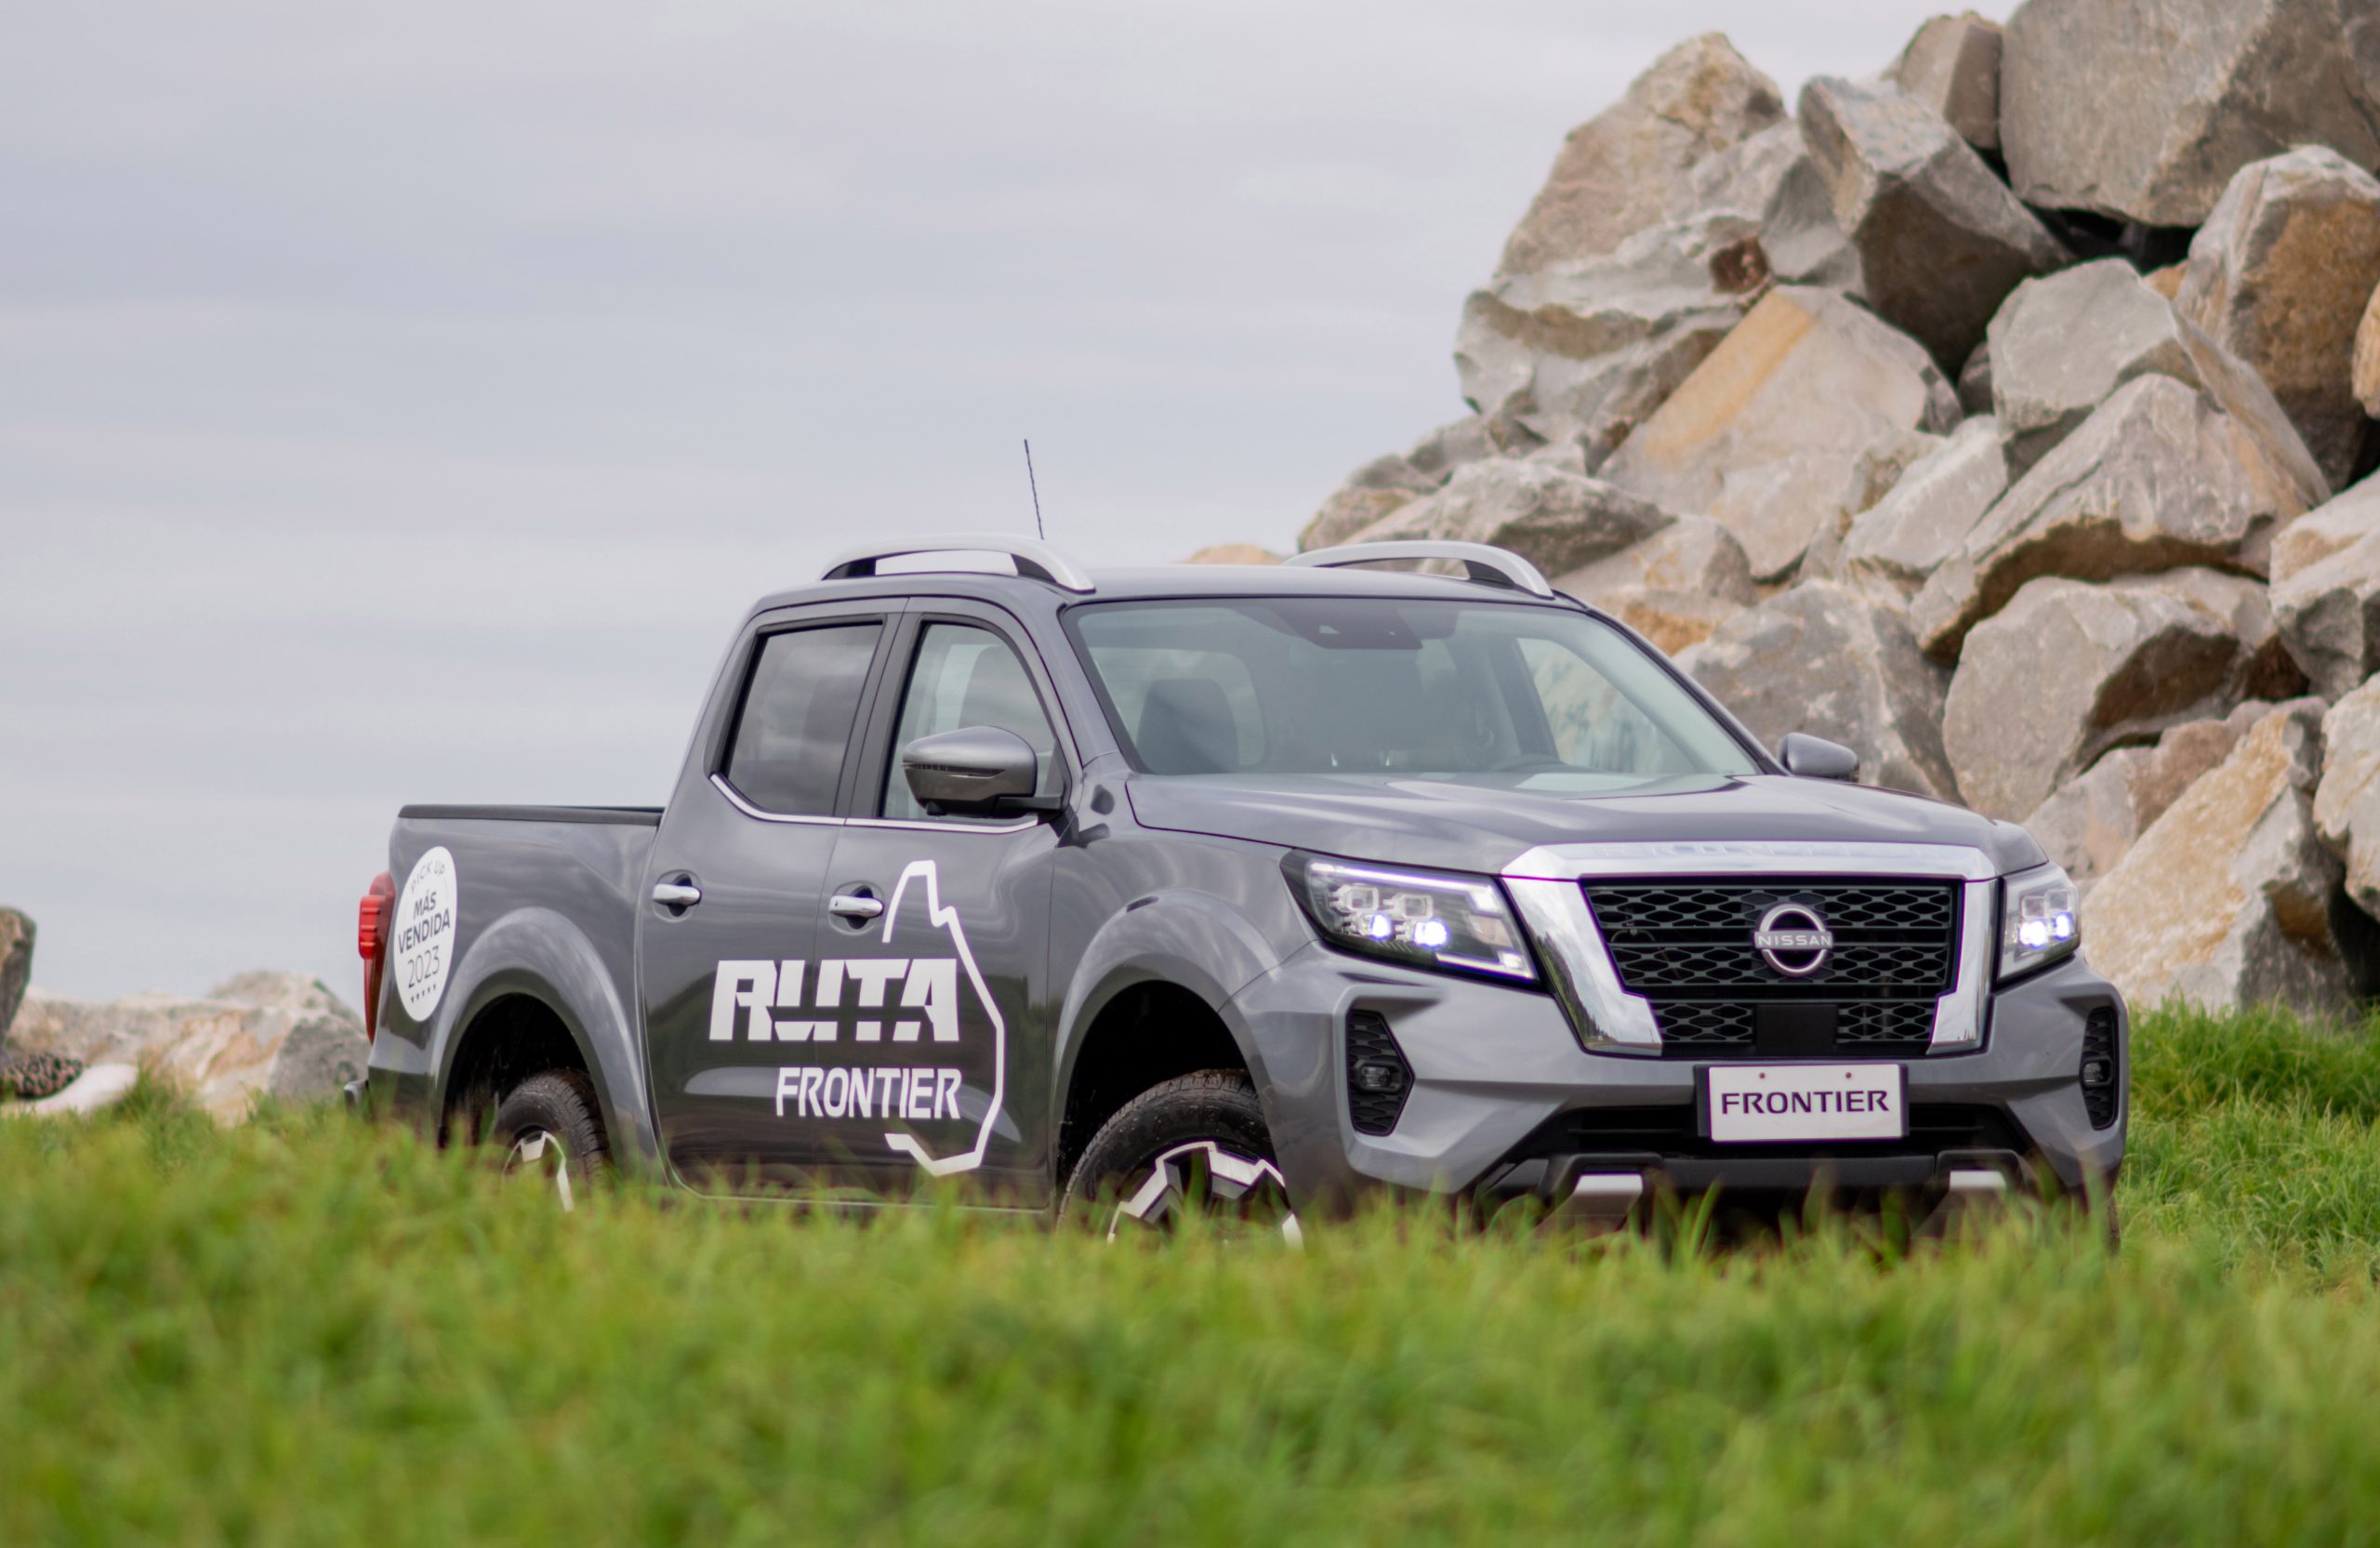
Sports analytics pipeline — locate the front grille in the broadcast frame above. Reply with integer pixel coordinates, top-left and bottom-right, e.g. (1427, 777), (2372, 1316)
(1839, 1001), (1938, 1044)
(1659, 1001), (1754, 1046)
(1585, 879), (1962, 1058)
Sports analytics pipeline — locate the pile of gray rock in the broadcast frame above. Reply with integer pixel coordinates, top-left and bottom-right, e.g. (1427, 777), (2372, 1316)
(1211, 2), (2380, 1018)
(0, 903), (368, 1120)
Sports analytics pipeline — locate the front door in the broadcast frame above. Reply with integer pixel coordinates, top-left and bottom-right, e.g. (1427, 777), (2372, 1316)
(790, 607), (1066, 1203)
(638, 603), (896, 1192)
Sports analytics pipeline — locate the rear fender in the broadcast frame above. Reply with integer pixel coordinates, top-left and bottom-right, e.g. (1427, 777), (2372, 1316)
(434, 907), (661, 1171)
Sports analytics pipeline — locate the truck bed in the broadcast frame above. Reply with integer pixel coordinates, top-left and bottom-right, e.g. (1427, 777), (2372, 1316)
(397, 805), (663, 826)
(371, 806), (666, 1140)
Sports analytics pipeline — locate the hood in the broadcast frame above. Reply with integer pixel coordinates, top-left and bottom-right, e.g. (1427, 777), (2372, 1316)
(1124, 771), (2043, 877)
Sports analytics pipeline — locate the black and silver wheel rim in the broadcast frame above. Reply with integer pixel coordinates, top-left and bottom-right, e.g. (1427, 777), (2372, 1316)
(1104, 1140), (1301, 1245)
(505, 1128), (577, 1214)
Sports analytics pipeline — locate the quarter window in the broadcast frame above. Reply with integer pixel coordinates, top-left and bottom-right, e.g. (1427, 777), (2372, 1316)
(724, 623), (883, 814)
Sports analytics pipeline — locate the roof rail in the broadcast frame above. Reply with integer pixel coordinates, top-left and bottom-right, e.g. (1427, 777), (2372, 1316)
(1282, 540), (1556, 599)
(818, 533), (1095, 594)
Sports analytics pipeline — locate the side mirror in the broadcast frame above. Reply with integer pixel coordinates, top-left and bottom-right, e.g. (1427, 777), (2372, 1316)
(901, 725), (1045, 815)
(1778, 732), (1861, 782)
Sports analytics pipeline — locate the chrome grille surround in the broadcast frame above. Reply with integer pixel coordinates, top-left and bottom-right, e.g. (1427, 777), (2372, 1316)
(1502, 841), (1999, 1058)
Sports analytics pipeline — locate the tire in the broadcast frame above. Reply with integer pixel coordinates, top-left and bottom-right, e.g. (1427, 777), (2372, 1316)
(1060, 1070), (1297, 1240)
(491, 1069), (609, 1212)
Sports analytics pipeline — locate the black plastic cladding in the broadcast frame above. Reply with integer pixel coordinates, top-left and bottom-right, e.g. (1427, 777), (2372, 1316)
(1344, 1011), (1414, 1137)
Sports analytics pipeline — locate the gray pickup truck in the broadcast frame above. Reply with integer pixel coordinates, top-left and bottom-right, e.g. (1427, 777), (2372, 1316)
(355, 535), (2125, 1232)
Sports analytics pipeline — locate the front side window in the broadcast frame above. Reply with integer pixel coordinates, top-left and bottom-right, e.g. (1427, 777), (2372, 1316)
(723, 623), (883, 814)
(882, 623), (1060, 822)
(1066, 598), (1757, 790)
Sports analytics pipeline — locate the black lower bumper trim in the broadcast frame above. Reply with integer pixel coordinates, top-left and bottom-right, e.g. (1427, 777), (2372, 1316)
(1481, 1103), (2039, 1199)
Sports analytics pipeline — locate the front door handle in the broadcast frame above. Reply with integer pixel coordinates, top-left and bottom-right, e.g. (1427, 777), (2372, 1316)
(828, 892), (884, 921)
(651, 881), (703, 909)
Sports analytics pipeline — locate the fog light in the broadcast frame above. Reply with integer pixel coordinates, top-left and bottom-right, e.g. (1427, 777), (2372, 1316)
(1344, 1011), (1414, 1136)
(2081, 1007), (2120, 1130)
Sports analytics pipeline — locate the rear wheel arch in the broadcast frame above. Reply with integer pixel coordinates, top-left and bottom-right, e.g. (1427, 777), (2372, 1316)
(440, 989), (607, 1150)
(430, 907), (657, 1169)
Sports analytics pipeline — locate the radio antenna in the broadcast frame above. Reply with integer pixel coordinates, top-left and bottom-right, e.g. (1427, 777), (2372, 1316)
(1022, 439), (1046, 541)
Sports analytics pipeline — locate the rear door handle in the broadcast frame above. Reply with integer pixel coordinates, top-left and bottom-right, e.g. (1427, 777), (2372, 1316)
(651, 881), (703, 909)
(828, 893), (884, 921)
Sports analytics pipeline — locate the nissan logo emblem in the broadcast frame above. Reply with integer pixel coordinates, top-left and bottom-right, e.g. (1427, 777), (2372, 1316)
(1753, 902), (1833, 977)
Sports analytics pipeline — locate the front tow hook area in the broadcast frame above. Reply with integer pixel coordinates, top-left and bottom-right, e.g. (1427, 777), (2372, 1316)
(1519, 1152), (2037, 1238)
(1545, 1172), (1645, 1233)
(1914, 1168), (2011, 1239)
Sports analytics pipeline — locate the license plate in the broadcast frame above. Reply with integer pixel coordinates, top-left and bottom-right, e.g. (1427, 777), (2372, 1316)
(1706, 1063), (1907, 1144)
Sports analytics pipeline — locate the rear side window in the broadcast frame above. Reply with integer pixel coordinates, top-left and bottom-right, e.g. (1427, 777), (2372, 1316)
(724, 623), (882, 814)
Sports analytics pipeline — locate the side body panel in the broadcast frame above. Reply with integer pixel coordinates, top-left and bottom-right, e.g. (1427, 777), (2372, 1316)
(366, 812), (661, 1169)
(797, 598), (1074, 1202)
(633, 597), (899, 1193)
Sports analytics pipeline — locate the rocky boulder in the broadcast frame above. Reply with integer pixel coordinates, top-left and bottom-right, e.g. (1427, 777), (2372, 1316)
(2025, 705), (2268, 886)
(1943, 569), (2300, 820)
(1, 1051), (88, 1105)
(8, 972), (369, 1123)
(1302, 486), (1417, 553)
(2270, 475), (2380, 699)
(2085, 700), (2365, 1013)
(1675, 581), (1958, 799)
(0, 907), (30, 1053)
(1183, 544), (1282, 565)
(1987, 258), (2329, 485)
(2315, 679), (2380, 923)
(1455, 209), (1771, 462)
(1297, 418), (1498, 552)
(1912, 374), (2324, 660)
(1553, 514), (1758, 606)
(1593, 588), (1745, 655)
(1498, 33), (1785, 276)
(2354, 280), (2380, 418)
(1797, 75), (2069, 370)
(1673, 120), (1862, 292)
(2177, 146), (2380, 489)
(1889, 12), (2003, 152)
(1346, 458), (1678, 577)
(1603, 285), (1962, 582)
(2001, 0), (2380, 228)
(1841, 417), (2011, 599)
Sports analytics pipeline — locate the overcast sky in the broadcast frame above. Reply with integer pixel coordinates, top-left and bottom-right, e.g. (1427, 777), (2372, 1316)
(0, 1), (2001, 1003)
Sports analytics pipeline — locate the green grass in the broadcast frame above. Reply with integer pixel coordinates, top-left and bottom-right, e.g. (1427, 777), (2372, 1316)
(8, 1010), (2380, 1546)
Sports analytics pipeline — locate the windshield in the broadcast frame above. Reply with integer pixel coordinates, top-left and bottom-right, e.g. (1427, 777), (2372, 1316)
(1066, 597), (1761, 790)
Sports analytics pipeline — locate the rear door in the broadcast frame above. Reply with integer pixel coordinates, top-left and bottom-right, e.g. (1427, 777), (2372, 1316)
(637, 601), (898, 1191)
(793, 602), (1068, 1203)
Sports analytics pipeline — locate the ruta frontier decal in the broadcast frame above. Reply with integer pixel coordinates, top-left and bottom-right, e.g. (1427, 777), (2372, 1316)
(706, 858), (1006, 1177)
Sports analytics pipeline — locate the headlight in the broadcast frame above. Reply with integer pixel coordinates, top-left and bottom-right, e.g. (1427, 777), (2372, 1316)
(2000, 862), (2080, 981)
(1288, 854), (1537, 983)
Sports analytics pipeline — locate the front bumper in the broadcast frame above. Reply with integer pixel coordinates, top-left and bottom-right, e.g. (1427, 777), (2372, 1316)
(1230, 941), (2126, 1211)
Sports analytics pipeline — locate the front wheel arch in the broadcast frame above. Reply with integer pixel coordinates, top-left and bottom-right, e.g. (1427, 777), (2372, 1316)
(1059, 1069), (1289, 1236)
